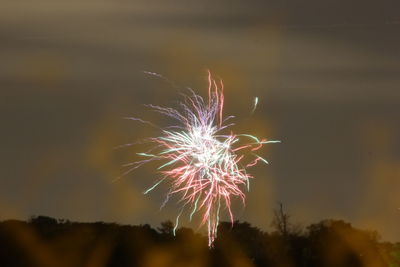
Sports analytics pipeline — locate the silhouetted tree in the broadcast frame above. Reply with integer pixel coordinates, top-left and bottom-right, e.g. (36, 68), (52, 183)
(306, 219), (386, 267)
(157, 220), (174, 235)
(271, 202), (303, 238)
(0, 215), (397, 267)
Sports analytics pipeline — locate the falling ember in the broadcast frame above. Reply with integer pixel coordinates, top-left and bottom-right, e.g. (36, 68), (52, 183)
(123, 70), (280, 247)
(251, 96), (259, 114)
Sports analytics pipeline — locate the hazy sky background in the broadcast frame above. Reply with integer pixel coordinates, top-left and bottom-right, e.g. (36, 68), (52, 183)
(1, 0), (399, 241)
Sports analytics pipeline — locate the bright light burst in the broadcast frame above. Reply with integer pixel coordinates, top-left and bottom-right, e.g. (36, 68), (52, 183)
(124, 71), (280, 247)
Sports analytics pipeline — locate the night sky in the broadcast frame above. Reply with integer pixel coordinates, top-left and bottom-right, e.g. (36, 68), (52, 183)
(1, 0), (400, 241)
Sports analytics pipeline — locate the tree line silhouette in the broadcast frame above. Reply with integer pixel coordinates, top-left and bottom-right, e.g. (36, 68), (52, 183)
(0, 205), (399, 267)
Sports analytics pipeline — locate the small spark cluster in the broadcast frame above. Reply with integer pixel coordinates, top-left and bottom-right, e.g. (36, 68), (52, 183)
(124, 71), (279, 247)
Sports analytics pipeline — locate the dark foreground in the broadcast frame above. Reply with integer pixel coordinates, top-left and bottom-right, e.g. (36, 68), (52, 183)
(0, 216), (399, 267)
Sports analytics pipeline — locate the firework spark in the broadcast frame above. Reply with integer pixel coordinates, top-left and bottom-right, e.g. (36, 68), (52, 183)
(251, 96), (259, 114)
(124, 71), (280, 247)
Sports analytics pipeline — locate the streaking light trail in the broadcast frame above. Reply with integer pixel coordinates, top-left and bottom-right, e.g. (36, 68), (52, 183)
(124, 71), (280, 247)
(251, 96), (259, 114)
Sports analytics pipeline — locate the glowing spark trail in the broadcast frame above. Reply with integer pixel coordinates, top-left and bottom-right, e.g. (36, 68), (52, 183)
(125, 71), (280, 247)
(251, 96), (259, 114)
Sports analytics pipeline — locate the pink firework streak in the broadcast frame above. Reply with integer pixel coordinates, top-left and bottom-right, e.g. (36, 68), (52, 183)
(124, 71), (280, 247)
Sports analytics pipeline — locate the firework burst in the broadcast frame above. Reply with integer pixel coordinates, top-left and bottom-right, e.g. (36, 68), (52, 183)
(123, 71), (280, 247)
